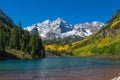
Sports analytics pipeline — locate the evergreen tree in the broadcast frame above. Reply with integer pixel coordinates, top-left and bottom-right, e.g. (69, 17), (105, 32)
(17, 21), (23, 49)
(0, 21), (45, 58)
(9, 27), (21, 49)
(20, 30), (30, 52)
(29, 30), (45, 58)
(0, 30), (5, 52)
(0, 24), (11, 47)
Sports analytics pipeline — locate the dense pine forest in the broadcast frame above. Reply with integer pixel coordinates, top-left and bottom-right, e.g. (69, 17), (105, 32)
(0, 10), (45, 59)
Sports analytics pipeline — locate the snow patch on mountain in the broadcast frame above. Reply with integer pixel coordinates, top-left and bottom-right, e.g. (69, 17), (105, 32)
(24, 18), (104, 41)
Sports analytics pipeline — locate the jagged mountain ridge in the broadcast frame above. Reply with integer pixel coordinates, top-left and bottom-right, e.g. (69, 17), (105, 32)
(25, 18), (104, 41)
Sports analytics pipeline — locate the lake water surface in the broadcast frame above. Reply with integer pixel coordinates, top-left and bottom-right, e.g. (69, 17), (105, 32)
(0, 57), (120, 74)
(0, 57), (120, 80)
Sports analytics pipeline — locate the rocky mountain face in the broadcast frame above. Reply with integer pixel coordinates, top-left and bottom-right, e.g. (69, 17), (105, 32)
(98, 10), (120, 37)
(25, 18), (104, 41)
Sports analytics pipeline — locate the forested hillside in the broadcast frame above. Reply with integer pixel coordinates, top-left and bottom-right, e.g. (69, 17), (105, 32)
(0, 10), (45, 59)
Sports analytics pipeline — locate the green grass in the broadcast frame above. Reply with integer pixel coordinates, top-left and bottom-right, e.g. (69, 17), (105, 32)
(5, 48), (32, 59)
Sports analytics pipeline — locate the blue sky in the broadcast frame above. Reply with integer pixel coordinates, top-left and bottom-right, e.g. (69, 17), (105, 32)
(0, 0), (120, 27)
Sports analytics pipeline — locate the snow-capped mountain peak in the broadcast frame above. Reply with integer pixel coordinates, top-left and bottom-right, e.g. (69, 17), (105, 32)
(41, 19), (51, 24)
(55, 18), (66, 23)
(50, 18), (73, 34)
(24, 18), (104, 41)
(91, 21), (104, 26)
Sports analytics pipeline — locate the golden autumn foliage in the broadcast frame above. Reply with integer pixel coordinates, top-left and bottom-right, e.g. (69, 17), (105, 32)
(57, 45), (69, 52)
(72, 41), (81, 48)
(110, 20), (120, 29)
(45, 34), (120, 57)
(45, 44), (56, 51)
(45, 44), (70, 52)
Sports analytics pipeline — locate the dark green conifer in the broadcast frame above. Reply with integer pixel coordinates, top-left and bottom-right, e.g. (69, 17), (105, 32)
(29, 30), (45, 58)
(0, 30), (5, 52)
(20, 30), (30, 52)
